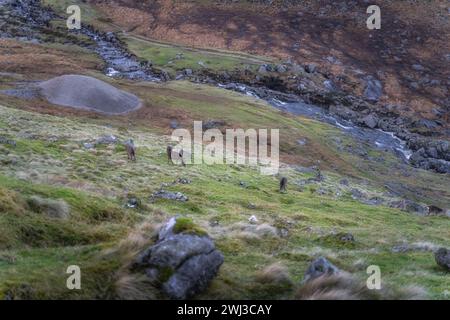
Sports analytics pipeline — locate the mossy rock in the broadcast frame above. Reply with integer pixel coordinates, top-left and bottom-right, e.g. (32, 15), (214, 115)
(173, 217), (207, 237)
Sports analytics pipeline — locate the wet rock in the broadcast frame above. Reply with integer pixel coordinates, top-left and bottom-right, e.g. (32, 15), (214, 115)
(304, 63), (317, 73)
(303, 257), (340, 283)
(135, 217), (224, 299)
(434, 248), (450, 271)
(360, 114), (379, 129)
(275, 64), (288, 73)
(389, 199), (429, 215)
(363, 76), (383, 101)
(152, 190), (188, 202)
(412, 64), (425, 71)
(169, 119), (179, 129)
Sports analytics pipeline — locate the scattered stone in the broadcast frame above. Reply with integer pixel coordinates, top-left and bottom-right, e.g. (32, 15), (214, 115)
(303, 257), (340, 283)
(0, 136), (16, 147)
(177, 178), (191, 185)
(275, 64), (288, 73)
(126, 197), (140, 209)
(435, 248), (450, 271)
(95, 134), (118, 145)
(389, 199), (429, 215)
(412, 64), (425, 71)
(135, 217), (224, 299)
(248, 215), (258, 224)
(339, 233), (355, 242)
(184, 69), (193, 76)
(339, 179), (349, 186)
(82, 142), (95, 149)
(170, 119), (179, 129)
(151, 190), (188, 202)
(363, 76), (383, 101)
(304, 63), (317, 73)
(360, 114), (379, 129)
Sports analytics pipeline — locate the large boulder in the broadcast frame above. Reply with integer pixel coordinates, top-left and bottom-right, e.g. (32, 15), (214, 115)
(389, 199), (429, 216)
(38, 75), (141, 115)
(360, 114), (379, 129)
(303, 257), (340, 283)
(135, 217), (224, 299)
(435, 248), (450, 271)
(363, 76), (383, 101)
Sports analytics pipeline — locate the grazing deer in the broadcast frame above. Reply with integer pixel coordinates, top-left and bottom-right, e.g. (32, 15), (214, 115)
(167, 145), (173, 164)
(280, 177), (288, 193)
(125, 139), (136, 161)
(167, 146), (186, 166)
(179, 148), (186, 167)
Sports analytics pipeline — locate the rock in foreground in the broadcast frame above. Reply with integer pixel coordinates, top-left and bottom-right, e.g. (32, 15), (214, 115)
(303, 257), (340, 283)
(135, 217), (224, 299)
(435, 248), (450, 271)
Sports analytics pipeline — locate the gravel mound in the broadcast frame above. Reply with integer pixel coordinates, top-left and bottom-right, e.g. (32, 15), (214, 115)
(38, 75), (141, 114)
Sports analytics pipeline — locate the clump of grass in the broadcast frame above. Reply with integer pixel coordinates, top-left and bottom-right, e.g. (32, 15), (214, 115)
(295, 273), (426, 300)
(27, 195), (70, 219)
(173, 217), (207, 236)
(0, 187), (26, 215)
(255, 262), (293, 286)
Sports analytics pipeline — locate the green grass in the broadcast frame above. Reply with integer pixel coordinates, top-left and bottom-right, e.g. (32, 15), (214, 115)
(124, 36), (270, 75)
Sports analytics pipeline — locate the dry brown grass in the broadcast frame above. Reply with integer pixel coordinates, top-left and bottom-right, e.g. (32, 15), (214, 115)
(295, 273), (426, 300)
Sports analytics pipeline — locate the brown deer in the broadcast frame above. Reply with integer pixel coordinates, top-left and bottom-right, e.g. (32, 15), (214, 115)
(167, 145), (173, 164)
(280, 177), (288, 193)
(125, 139), (136, 161)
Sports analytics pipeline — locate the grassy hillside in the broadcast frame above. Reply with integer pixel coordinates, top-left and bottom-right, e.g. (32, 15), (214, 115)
(0, 0), (449, 300)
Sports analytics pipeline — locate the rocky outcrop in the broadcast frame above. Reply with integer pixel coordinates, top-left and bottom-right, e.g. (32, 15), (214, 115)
(434, 248), (450, 271)
(303, 257), (340, 283)
(135, 217), (224, 299)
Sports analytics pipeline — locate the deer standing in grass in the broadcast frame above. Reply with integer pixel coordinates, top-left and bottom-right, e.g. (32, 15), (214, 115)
(125, 139), (136, 161)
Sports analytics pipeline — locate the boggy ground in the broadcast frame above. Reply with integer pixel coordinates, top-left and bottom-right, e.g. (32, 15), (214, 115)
(0, 0), (449, 300)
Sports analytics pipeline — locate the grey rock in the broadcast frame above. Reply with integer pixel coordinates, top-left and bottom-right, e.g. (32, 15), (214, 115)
(361, 114), (379, 129)
(389, 199), (429, 215)
(412, 64), (425, 71)
(152, 190), (188, 202)
(136, 217), (224, 299)
(435, 248), (450, 271)
(303, 257), (340, 282)
(364, 76), (383, 101)
(275, 64), (288, 73)
(95, 134), (118, 145)
(304, 63), (317, 73)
